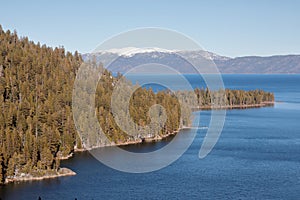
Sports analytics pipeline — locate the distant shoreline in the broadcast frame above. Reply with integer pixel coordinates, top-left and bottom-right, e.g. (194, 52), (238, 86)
(193, 101), (274, 110)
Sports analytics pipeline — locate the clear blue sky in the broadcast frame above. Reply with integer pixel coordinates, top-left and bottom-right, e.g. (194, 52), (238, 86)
(1, 0), (299, 57)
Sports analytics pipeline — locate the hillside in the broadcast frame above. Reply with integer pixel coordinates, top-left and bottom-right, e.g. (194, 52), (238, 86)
(0, 26), (189, 184)
(0, 26), (275, 184)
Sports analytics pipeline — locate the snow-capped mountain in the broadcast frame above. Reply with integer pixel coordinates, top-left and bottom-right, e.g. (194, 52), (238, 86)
(83, 47), (230, 73)
(82, 48), (300, 73)
(95, 47), (175, 57)
(82, 47), (231, 73)
(90, 47), (230, 60)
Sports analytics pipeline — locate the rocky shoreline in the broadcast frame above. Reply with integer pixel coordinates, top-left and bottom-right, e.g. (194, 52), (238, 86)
(5, 101), (274, 184)
(74, 128), (183, 152)
(75, 101), (275, 152)
(194, 101), (275, 110)
(5, 168), (76, 184)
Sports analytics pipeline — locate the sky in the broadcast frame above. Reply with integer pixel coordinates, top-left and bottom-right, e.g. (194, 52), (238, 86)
(1, 0), (299, 57)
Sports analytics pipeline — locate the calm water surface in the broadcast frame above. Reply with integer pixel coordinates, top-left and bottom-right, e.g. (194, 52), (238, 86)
(1, 75), (300, 200)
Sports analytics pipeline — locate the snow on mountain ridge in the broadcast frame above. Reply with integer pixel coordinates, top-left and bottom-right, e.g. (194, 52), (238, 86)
(96, 47), (175, 57)
(94, 47), (230, 60)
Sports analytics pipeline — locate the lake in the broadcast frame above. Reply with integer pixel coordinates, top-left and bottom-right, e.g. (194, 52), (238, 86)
(1, 74), (300, 199)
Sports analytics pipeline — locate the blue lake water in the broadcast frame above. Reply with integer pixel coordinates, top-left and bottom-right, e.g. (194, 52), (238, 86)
(1, 74), (300, 199)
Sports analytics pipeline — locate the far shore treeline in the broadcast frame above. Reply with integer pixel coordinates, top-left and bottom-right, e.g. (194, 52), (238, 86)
(0, 26), (274, 184)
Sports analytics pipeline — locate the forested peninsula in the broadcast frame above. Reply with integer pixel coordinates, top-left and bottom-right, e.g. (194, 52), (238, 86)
(0, 26), (274, 184)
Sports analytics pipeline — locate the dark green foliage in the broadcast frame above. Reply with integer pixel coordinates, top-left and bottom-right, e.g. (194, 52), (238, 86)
(0, 27), (81, 183)
(193, 88), (274, 108)
(0, 27), (190, 183)
(96, 79), (185, 143)
(0, 26), (275, 184)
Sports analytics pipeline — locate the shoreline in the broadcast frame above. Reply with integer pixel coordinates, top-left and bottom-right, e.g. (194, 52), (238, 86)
(75, 101), (275, 152)
(193, 101), (275, 111)
(5, 168), (76, 184)
(74, 128), (182, 152)
(5, 101), (274, 184)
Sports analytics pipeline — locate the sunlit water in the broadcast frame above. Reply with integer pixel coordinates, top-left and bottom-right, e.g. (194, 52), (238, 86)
(1, 75), (300, 200)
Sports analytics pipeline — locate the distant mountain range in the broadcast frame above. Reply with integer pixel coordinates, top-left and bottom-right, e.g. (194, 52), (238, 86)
(83, 47), (300, 74)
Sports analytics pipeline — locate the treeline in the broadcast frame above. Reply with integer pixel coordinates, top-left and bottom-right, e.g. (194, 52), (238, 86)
(0, 26), (82, 183)
(176, 88), (274, 110)
(193, 88), (274, 108)
(96, 73), (190, 144)
(0, 26), (189, 184)
(0, 25), (274, 184)
(72, 61), (191, 149)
